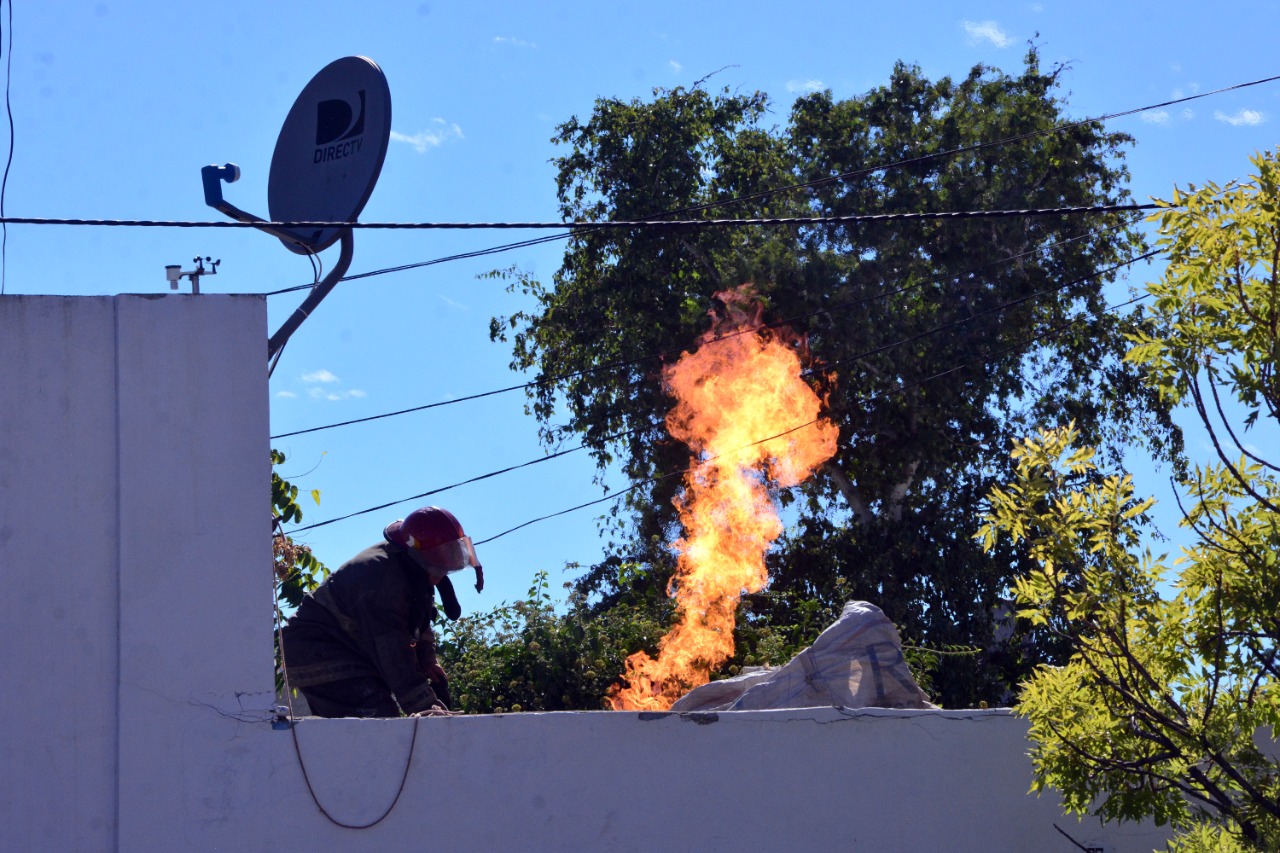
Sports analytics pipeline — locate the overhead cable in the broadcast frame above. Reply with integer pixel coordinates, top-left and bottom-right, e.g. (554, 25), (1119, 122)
(812, 248), (1161, 374)
(0, 203), (1159, 232)
(286, 248), (1159, 538)
(286, 423), (654, 534)
(260, 71), (1280, 297)
(10, 63), (1280, 243)
(673, 71), (1280, 218)
(267, 233), (570, 296)
(270, 226), (1112, 439)
(0, 0), (13, 296)
(469, 289), (1155, 547)
(4, 69), (1275, 301)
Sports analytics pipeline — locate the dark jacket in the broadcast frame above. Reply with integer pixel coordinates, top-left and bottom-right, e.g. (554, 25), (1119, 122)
(282, 542), (448, 714)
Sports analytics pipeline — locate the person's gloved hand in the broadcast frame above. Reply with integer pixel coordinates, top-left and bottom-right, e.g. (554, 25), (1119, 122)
(424, 662), (448, 685)
(412, 704), (459, 717)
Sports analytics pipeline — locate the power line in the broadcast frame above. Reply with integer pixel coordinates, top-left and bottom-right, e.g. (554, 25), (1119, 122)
(286, 424), (654, 534)
(470, 290), (1154, 547)
(270, 226), (1116, 440)
(0, 203), (1159, 231)
(674, 72), (1280, 218)
(8, 65), (1276, 246)
(70, 69), (1280, 300)
(0, 0), (13, 296)
(272, 378), (536, 439)
(473, 482), (645, 547)
(285, 248), (1158, 538)
(4, 68), (1274, 306)
(267, 232), (571, 296)
(812, 249), (1161, 375)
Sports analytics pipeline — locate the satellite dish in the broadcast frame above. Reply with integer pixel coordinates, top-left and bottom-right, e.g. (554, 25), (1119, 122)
(268, 56), (392, 254)
(198, 55), (393, 357)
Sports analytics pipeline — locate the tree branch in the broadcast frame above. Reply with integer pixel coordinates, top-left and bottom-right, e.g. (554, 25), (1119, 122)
(822, 462), (874, 526)
(1207, 368), (1280, 473)
(1189, 374), (1280, 515)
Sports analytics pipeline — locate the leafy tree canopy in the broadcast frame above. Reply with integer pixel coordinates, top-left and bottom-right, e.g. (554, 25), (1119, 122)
(490, 47), (1180, 707)
(980, 149), (1280, 851)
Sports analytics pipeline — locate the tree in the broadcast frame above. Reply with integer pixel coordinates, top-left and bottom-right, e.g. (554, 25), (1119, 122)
(979, 149), (1280, 851)
(490, 48), (1179, 707)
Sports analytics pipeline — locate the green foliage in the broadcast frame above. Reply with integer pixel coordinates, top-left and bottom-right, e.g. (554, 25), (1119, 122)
(979, 150), (1280, 851)
(490, 49), (1179, 707)
(272, 449), (329, 691)
(436, 570), (666, 713)
(271, 449), (329, 610)
(1166, 822), (1252, 853)
(735, 588), (846, 667)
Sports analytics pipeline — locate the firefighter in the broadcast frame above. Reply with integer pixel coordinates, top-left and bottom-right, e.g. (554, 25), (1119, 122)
(281, 506), (484, 717)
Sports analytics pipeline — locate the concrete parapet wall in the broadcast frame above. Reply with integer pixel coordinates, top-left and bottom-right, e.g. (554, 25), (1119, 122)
(260, 708), (1171, 852)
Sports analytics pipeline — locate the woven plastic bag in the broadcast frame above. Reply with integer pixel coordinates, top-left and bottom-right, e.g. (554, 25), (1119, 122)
(670, 601), (937, 712)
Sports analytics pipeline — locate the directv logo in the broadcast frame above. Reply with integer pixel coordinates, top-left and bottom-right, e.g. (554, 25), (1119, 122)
(313, 90), (366, 164)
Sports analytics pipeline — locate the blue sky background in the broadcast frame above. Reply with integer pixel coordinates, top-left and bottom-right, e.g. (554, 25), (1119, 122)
(9, 1), (1280, 612)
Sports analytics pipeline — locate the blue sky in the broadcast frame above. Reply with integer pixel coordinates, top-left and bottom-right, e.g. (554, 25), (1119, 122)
(10, 1), (1280, 612)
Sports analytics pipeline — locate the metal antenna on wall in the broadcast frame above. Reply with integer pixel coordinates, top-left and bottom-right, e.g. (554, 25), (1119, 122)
(200, 56), (392, 360)
(164, 256), (220, 294)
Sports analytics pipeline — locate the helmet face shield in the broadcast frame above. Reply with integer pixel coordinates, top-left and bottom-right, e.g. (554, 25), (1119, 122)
(417, 535), (480, 573)
(387, 506), (484, 592)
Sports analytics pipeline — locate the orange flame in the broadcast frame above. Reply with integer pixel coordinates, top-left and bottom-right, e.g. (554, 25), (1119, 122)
(608, 286), (839, 711)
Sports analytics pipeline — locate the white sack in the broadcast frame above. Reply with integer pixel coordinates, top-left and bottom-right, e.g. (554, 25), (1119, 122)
(670, 601), (937, 713)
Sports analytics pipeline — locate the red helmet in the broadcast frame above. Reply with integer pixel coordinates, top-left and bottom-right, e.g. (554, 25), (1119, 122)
(385, 506), (484, 591)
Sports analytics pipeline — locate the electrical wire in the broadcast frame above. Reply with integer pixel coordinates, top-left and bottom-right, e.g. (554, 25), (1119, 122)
(0, 0), (13, 296)
(473, 482), (645, 547)
(286, 423), (655, 534)
(270, 225), (1114, 440)
(269, 252), (322, 378)
(0, 69), (1272, 302)
(272, 378), (540, 439)
(262, 70), (1280, 298)
(284, 248), (1159, 539)
(268, 232), (571, 296)
(470, 289), (1154, 547)
(3, 68), (1274, 240)
(0, 203), (1160, 232)
(811, 249), (1161, 375)
(668, 72), (1280, 220)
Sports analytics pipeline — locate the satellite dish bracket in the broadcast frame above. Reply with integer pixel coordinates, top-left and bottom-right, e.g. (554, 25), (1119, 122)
(201, 163), (315, 253)
(266, 229), (354, 360)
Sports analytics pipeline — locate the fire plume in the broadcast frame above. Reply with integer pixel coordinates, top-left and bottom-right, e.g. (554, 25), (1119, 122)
(608, 287), (839, 711)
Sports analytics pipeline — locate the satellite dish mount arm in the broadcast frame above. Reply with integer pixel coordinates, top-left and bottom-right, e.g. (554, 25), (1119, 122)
(267, 229), (353, 359)
(201, 164), (316, 254)
(199, 162), (355, 360)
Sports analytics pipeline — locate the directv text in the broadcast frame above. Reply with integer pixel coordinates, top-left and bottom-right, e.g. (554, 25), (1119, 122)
(314, 136), (363, 164)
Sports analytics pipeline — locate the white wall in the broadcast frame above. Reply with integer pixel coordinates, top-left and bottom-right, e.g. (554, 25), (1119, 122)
(1, 295), (1171, 852)
(1, 294), (271, 851)
(2, 296), (121, 850)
